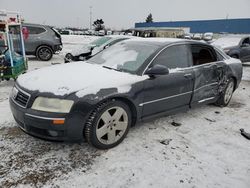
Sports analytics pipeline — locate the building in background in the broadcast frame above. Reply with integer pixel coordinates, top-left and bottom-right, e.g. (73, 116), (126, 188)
(132, 27), (189, 38)
(135, 18), (250, 34)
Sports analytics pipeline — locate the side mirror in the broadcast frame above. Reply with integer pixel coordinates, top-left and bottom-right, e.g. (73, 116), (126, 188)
(145, 64), (169, 77)
(104, 44), (110, 49)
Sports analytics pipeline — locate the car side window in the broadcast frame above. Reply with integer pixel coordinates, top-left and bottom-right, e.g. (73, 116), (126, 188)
(152, 45), (190, 69)
(191, 45), (217, 66)
(26, 26), (46, 35)
(242, 37), (250, 45)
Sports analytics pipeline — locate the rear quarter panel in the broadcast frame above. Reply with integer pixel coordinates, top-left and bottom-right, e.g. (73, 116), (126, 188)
(224, 57), (243, 89)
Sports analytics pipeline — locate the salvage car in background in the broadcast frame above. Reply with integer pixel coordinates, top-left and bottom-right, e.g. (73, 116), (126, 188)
(64, 35), (133, 63)
(212, 35), (250, 63)
(10, 38), (242, 149)
(22, 23), (62, 61)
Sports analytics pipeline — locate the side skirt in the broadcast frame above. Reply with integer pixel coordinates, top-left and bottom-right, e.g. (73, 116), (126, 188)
(140, 105), (190, 123)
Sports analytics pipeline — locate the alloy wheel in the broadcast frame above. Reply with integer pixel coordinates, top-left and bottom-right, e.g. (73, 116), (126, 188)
(96, 106), (128, 145)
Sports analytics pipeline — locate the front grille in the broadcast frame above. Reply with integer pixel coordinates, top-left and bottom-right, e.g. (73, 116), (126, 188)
(12, 87), (31, 108)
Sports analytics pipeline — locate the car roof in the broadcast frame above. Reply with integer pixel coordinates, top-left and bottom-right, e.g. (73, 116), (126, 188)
(124, 37), (206, 47)
(22, 23), (52, 28)
(107, 35), (135, 39)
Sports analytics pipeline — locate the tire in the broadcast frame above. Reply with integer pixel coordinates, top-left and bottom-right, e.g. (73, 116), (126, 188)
(36, 46), (53, 61)
(85, 100), (131, 149)
(64, 53), (73, 63)
(215, 78), (235, 107)
(231, 54), (239, 59)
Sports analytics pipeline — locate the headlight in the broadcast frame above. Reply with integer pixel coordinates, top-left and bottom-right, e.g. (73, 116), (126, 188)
(31, 97), (74, 113)
(223, 49), (230, 54)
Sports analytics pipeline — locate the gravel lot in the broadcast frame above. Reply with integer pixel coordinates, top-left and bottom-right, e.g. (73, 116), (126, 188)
(0, 36), (250, 188)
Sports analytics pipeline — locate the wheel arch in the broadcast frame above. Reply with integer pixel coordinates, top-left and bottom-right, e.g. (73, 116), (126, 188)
(35, 44), (54, 54)
(95, 96), (138, 127)
(112, 97), (138, 126)
(230, 76), (237, 91)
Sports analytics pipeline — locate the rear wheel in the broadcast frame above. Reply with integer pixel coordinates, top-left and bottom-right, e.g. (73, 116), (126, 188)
(36, 46), (53, 61)
(231, 54), (239, 59)
(85, 100), (131, 149)
(215, 78), (235, 106)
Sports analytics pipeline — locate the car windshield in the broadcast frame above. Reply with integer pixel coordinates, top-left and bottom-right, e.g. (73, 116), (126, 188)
(90, 37), (112, 47)
(212, 37), (242, 48)
(88, 41), (159, 74)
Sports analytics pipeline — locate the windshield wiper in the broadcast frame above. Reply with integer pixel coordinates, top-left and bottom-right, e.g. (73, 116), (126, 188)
(102, 66), (122, 72)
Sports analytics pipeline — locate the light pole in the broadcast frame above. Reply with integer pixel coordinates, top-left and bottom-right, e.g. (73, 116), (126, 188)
(89, 6), (92, 30)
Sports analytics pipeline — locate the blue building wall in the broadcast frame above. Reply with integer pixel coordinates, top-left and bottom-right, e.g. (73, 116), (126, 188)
(135, 18), (250, 34)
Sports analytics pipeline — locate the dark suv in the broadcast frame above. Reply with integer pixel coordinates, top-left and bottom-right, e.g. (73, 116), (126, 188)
(22, 23), (62, 61)
(212, 35), (250, 63)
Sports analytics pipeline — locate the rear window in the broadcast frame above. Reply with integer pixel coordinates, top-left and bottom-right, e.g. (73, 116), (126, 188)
(25, 26), (46, 35)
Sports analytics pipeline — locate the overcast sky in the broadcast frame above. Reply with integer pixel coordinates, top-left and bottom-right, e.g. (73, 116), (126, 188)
(1, 0), (250, 29)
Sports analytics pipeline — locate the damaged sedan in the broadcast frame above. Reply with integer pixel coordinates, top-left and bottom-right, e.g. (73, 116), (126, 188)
(10, 38), (242, 149)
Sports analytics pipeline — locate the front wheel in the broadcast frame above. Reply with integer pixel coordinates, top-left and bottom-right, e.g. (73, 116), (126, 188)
(215, 78), (235, 107)
(36, 46), (53, 61)
(84, 100), (131, 149)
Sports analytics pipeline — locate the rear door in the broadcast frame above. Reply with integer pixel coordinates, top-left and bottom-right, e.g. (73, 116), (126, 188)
(141, 44), (194, 118)
(190, 44), (225, 106)
(23, 25), (47, 53)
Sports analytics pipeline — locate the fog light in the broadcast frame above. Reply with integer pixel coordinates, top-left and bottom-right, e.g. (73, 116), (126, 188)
(48, 130), (58, 137)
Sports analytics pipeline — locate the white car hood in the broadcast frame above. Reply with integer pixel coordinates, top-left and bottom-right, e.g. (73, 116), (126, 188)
(71, 45), (92, 56)
(17, 62), (146, 97)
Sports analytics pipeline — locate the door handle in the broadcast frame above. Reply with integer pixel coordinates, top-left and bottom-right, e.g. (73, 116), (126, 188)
(184, 73), (193, 79)
(216, 64), (223, 69)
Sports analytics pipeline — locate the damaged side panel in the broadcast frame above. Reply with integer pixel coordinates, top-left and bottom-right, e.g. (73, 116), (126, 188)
(190, 61), (228, 106)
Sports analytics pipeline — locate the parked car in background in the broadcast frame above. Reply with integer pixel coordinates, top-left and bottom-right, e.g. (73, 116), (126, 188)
(64, 35), (134, 63)
(212, 35), (250, 63)
(203, 32), (213, 41)
(98, 30), (105, 36)
(183, 33), (192, 39)
(193, 33), (202, 40)
(10, 38), (242, 149)
(22, 23), (62, 61)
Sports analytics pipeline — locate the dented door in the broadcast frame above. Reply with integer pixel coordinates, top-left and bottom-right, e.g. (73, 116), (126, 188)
(191, 61), (226, 106)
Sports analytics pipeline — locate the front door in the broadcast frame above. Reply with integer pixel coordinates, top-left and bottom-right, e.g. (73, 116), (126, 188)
(141, 44), (194, 118)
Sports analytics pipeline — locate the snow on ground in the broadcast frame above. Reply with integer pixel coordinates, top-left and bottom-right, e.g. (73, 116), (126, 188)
(1, 35), (250, 188)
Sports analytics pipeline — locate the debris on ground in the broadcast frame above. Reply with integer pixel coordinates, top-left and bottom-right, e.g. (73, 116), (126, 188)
(159, 139), (172, 145)
(171, 121), (182, 127)
(149, 127), (157, 130)
(240, 129), (250, 140)
(204, 118), (216, 122)
(215, 111), (220, 114)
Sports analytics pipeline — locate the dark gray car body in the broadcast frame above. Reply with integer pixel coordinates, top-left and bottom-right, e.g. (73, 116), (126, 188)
(9, 39), (242, 142)
(213, 36), (250, 63)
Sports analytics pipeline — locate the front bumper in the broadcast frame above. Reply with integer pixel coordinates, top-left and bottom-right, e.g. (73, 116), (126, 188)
(9, 98), (86, 142)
